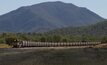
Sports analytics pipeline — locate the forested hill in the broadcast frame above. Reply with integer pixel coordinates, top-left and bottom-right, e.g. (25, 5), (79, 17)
(46, 20), (107, 36)
(0, 20), (107, 43)
(0, 1), (104, 32)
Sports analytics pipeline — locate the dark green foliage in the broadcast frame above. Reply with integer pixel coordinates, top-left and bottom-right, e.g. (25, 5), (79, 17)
(19, 35), (29, 41)
(47, 20), (107, 36)
(40, 36), (46, 42)
(61, 38), (68, 42)
(0, 32), (106, 43)
(46, 36), (53, 42)
(52, 35), (61, 42)
(101, 36), (107, 43)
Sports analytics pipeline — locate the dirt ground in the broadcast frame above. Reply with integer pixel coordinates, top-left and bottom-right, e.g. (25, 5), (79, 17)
(0, 48), (107, 65)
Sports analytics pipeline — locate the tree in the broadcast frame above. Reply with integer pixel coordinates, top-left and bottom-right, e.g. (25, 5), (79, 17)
(46, 36), (53, 42)
(62, 38), (68, 42)
(52, 35), (61, 42)
(20, 35), (29, 41)
(81, 35), (87, 42)
(40, 36), (46, 42)
(101, 36), (107, 43)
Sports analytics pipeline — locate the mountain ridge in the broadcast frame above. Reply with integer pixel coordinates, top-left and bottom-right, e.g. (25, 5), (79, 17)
(0, 1), (104, 32)
(47, 20), (107, 36)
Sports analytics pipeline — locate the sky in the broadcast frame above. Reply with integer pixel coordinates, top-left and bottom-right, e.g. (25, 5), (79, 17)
(0, 0), (107, 18)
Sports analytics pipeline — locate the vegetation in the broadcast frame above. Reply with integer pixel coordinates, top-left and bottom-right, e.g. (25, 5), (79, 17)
(0, 21), (107, 45)
(0, 44), (11, 48)
(0, 32), (107, 45)
(47, 20), (107, 36)
(101, 36), (107, 43)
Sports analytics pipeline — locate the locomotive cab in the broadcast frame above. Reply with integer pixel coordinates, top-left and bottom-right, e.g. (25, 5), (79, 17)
(5, 37), (22, 48)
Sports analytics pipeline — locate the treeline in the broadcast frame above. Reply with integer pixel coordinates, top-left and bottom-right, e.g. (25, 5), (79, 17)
(47, 20), (107, 36)
(0, 33), (107, 44)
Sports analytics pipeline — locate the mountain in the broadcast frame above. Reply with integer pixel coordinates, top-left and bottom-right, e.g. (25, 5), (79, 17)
(47, 20), (107, 36)
(0, 1), (104, 32)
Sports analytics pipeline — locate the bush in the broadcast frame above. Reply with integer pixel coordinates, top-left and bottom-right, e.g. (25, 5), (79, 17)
(101, 36), (107, 43)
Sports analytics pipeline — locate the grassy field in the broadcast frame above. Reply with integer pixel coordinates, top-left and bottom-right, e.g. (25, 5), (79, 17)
(0, 44), (11, 48)
(0, 48), (107, 65)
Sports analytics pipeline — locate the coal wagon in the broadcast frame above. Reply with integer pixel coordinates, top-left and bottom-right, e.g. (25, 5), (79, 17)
(10, 41), (101, 48)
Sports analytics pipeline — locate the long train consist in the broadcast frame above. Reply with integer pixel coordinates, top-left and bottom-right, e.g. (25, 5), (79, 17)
(11, 41), (101, 48)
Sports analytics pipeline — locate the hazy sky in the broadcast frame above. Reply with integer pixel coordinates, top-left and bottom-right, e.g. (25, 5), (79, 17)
(0, 0), (107, 18)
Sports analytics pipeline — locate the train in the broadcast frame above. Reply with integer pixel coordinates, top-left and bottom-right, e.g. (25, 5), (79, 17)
(6, 41), (102, 48)
(5, 37), (102, 48)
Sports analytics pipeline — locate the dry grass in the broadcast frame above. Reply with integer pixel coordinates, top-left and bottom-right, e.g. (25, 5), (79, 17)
(93, 44), (107, 48)
(0, 44), (11, 48)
